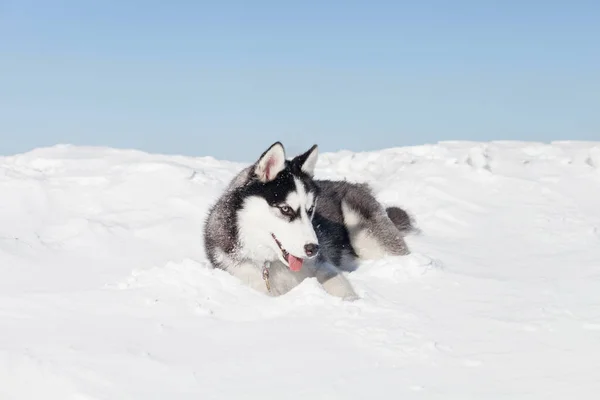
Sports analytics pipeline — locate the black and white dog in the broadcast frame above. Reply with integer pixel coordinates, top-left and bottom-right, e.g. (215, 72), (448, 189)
(203, 142), (414, 300)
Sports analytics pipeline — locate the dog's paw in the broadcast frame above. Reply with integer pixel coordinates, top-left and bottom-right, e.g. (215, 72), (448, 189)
(341, 291), (360, 301)
(320, 276), (359, 300)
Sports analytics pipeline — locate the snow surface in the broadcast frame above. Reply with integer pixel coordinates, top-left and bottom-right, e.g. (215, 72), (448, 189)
(1, 141), (600, 399)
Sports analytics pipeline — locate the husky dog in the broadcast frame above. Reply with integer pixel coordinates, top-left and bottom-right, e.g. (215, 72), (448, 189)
(203, 142), (414, 300)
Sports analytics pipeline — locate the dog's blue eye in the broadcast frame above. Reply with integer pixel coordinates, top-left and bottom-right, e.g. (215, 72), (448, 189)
(279, 205), (293, 215)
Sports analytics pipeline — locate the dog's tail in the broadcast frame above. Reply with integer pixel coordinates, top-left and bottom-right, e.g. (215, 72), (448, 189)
(385, 206), (415, 235)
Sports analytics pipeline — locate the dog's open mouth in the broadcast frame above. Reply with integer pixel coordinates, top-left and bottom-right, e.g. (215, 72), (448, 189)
(271, 233), (304, 272)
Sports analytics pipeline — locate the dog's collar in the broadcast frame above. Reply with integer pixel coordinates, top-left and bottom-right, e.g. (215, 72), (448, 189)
(262, 261), (271, 293)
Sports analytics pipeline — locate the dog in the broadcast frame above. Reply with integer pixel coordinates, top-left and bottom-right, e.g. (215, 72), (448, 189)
(203, 142), (414, 300)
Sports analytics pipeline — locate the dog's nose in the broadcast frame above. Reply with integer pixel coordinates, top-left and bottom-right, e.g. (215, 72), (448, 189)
(304, 243), (319, 257)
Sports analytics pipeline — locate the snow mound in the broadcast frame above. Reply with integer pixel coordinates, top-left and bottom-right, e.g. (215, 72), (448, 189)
(1, 141), (599, 399)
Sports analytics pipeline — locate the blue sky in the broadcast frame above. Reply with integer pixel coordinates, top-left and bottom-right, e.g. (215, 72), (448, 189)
(1, 0), (598, 161)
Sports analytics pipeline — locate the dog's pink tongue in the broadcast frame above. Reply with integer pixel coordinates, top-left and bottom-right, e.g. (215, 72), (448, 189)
(288, 254), (304, 271)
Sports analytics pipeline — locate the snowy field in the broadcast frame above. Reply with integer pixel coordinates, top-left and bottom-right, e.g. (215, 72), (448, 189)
(1, 141), (600, 399)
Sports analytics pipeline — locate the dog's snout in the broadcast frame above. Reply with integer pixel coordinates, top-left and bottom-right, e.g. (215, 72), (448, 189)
(304, 243), (319, 257)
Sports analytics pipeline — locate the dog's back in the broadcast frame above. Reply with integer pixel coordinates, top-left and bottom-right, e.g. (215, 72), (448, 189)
(312, 179), (413, 267)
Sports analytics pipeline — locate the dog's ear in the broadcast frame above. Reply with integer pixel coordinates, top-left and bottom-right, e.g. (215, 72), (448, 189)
(292, 144), (319, 176)
(254, 142), (286, 182)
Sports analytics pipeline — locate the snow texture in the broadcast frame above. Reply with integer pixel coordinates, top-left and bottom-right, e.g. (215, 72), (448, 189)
(1, 141), (599, 399)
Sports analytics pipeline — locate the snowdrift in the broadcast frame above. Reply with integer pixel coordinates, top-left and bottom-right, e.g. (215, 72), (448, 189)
(1, 141), (599, 399)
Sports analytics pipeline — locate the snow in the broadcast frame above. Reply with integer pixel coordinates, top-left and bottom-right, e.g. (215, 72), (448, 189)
(1, 141), (600, 399)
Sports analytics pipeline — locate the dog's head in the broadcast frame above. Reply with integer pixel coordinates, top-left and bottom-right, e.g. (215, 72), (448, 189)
(236, 142), (320, 271)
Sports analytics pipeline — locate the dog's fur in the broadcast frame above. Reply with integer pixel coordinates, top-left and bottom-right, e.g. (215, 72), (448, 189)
(203, 142), (414, 300)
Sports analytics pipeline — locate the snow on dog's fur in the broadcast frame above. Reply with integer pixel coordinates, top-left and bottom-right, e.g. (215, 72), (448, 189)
(203, 142), (414, 299)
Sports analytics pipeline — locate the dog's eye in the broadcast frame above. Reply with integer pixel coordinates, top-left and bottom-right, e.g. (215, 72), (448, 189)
(279, 205), (294, 216)
(307, 206), (314, 215)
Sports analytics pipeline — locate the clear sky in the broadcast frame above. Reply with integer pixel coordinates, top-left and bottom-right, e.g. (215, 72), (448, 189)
(1, 0), (598, 161)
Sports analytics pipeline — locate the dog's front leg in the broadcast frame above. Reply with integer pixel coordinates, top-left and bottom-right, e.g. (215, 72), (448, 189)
(227, 262), (272, 295)
(313, 262), (359, 301)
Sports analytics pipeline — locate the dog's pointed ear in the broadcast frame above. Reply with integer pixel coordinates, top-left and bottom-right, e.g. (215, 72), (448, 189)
(254, 142), (286, 182)
(293, 144), (319, 176)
